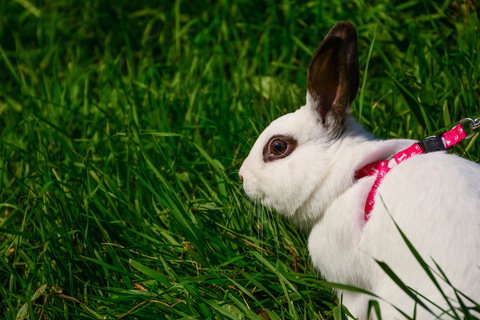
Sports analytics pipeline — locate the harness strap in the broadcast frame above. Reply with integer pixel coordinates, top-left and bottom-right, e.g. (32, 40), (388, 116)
(355, 123), (467, 222)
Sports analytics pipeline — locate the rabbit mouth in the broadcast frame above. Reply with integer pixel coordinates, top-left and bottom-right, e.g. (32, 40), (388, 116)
(242, 183), (267, 205)
(242, 186), (262, 202)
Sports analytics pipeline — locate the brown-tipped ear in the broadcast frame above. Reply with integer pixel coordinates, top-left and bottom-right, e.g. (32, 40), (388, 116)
(307, 21), (359, 124)
(325, 21), (359, 104)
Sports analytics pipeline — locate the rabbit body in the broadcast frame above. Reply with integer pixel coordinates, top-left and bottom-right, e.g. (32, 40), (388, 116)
(306, 115), (480, 319)
(239, 22), (480, 319)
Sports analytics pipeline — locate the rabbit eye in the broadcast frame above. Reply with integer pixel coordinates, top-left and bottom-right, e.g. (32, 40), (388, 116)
(272, 140), (287, 154)
(263, 135), (298, 163)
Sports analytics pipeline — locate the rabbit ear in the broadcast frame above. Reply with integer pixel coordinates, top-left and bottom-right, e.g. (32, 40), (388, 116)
(326, 21), (359, 104)
(307, 21), (359, 125)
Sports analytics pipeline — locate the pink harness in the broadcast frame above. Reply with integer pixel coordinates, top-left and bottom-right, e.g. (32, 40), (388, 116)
(354, 123), (468, 222)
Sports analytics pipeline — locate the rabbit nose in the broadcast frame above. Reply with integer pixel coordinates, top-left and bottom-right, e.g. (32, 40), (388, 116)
(239, 159), (248, 181)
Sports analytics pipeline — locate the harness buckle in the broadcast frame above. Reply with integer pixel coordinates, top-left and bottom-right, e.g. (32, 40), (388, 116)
(417, 133), (447, 153)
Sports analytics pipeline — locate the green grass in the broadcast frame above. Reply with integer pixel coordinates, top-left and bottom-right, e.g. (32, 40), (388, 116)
(0, 0), (479, 319)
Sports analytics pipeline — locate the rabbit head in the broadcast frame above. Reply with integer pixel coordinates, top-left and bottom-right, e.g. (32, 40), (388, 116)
(239, 22), (366, 228)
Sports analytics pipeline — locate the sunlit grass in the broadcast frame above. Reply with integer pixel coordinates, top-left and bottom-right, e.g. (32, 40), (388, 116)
(0, 0), (479, 319)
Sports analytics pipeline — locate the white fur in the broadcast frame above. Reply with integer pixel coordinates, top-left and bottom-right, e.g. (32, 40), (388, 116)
(239, 93), (480, 319)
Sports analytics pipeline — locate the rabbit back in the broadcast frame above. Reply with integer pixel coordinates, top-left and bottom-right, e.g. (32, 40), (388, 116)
(308, 148), (480, 319)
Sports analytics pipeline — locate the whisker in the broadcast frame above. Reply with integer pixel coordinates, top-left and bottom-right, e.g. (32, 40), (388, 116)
(226, 170), (240, 178)
(235, 191), (248, 206)
(267, 208), (280, 260)
(237, 134), (260, 157)
(260, 206), (265, 255)
(248, 87), (271, 127)
(244, 192), (250, 225)
(239, 115), (266, 132)
(231, 184), (243, 199)
(214, 156), (245, 165)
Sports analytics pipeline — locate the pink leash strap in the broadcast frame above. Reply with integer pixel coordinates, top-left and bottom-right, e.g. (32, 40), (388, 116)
(355, 123), (467, 222)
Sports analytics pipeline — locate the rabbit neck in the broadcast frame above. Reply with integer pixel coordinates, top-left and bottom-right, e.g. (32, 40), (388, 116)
(290, 117), (414, 232)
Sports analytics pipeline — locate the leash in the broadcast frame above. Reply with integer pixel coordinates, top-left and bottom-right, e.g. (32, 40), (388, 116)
(355, 117), (480, 222)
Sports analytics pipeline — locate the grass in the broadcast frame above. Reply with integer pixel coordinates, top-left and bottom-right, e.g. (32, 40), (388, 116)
(0, 0), (479, 319)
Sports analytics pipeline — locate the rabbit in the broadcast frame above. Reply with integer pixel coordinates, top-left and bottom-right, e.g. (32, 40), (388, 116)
(239, 21), (480, 319)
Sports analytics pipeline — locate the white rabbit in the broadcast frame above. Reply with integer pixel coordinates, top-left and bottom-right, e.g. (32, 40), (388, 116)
(239, 21), (480, 319)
